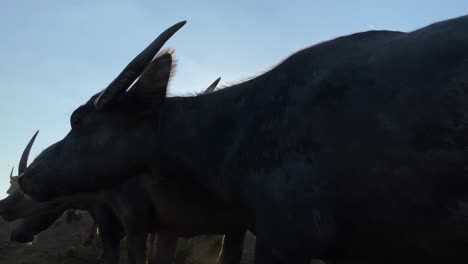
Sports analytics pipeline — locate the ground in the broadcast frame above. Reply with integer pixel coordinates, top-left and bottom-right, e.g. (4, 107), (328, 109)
(0, 211), (256, 264)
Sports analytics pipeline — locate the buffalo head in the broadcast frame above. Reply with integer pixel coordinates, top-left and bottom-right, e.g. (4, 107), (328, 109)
(18, 21), (221, 201)
(0, 131), (62, 221)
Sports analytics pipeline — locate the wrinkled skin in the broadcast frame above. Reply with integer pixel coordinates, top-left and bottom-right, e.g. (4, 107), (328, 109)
(19, 16), (468, 263)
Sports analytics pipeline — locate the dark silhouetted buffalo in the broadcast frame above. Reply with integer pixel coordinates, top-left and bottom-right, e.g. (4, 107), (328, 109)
(5, 81), (247, 264)
(18, 16), (468, 263)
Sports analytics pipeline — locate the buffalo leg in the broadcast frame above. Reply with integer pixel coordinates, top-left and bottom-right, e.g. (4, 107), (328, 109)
(216, 235), (226, 264)
(127, 232), (148, 264)
(217, 232), (246, 264)
(150, 231), (178, 264)
(91, 203), (124, 264)
(147, 233), (156, 257)
(97, 222), (121, 264)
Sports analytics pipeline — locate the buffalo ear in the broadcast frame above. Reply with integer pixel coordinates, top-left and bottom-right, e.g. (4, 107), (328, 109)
(129, 50), (174, 112)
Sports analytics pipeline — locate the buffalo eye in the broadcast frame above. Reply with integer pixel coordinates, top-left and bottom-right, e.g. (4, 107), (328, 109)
(70, 114), (82, 129)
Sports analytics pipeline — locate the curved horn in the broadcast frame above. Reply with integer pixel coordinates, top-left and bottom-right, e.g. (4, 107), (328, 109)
(94, 21), (187, 110)
(202, 77), (221, 95)
(10, 167), (14, 179)
(18, 130), (39, 175)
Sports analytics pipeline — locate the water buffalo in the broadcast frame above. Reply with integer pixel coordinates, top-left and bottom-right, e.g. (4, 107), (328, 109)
(3, 132), (88, 243)
(18, 15), (468, 263)
(0, 132), (124, 263)
(3, 131), (63, 243)
(4, 80), (247, 264)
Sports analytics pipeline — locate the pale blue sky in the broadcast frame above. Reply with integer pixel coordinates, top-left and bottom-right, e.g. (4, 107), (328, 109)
(0, 0), (467, 198)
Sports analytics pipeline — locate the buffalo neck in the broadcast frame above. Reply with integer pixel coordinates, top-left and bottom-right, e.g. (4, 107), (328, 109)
(156, 80), (257, 199)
